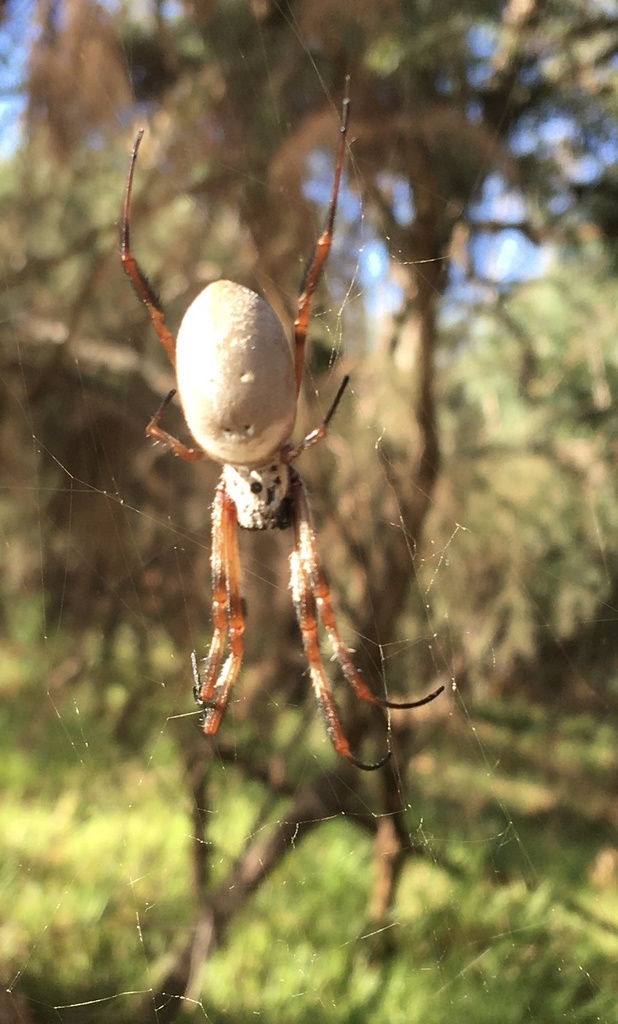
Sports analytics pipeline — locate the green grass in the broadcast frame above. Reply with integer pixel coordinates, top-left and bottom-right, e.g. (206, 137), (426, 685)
(2, 638), (617, 1023)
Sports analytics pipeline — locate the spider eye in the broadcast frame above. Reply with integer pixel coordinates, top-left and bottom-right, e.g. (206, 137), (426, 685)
(250, 480), (263, 494)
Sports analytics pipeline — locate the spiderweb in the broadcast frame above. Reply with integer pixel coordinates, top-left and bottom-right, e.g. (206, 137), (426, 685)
(1, 4), (617, 1023)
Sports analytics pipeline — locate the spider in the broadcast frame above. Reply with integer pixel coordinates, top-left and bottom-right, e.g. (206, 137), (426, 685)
(121, 96), (444, 770)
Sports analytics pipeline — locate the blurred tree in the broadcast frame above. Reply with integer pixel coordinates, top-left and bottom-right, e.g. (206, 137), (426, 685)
(1, 0), (617, 1014)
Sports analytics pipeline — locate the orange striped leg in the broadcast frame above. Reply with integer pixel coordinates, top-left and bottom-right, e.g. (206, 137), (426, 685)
(193, 480), (245, 735)
(121, 129), (177, 367)
(146, 390), (208, 460)
(290, 549), (390, 772)
(292, 92), (350, 394)
(290, 472), (444, 712)
(289, 473), (391, 771)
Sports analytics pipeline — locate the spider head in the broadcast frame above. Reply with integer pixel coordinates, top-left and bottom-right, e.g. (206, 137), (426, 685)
(223, 461), (293, 531)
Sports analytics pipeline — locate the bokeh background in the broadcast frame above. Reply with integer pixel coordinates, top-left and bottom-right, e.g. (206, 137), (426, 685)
(1, 1), (617, 1021)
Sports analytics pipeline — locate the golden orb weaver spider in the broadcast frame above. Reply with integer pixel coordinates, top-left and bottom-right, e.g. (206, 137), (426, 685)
(121, 95), (444, 770)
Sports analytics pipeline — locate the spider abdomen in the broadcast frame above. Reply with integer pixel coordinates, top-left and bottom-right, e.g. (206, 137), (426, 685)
(176, 280), (296, 466)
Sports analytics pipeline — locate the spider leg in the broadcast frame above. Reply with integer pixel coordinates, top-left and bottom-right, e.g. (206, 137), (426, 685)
(193, 480), (246, 734)
(192, 481), (228, 709)
(290, 549), (390, 772)
(283, 375), (350, 464)
(293, 90), (350, 395)
(289, 468), (391, 770)
(146, 389), (209, 461)
(121, 128), (177, 367)
(290, 471), (445, 712)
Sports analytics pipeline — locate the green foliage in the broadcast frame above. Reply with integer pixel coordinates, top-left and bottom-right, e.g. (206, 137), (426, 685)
(1, 1), (617, 1021)
(423, 259), (618, 689)
(1, 635), (617, 1022)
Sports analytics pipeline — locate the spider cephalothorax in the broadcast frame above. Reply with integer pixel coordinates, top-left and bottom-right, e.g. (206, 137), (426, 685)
(222, 462), (293, 531)
(121, 93), (443, 770)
